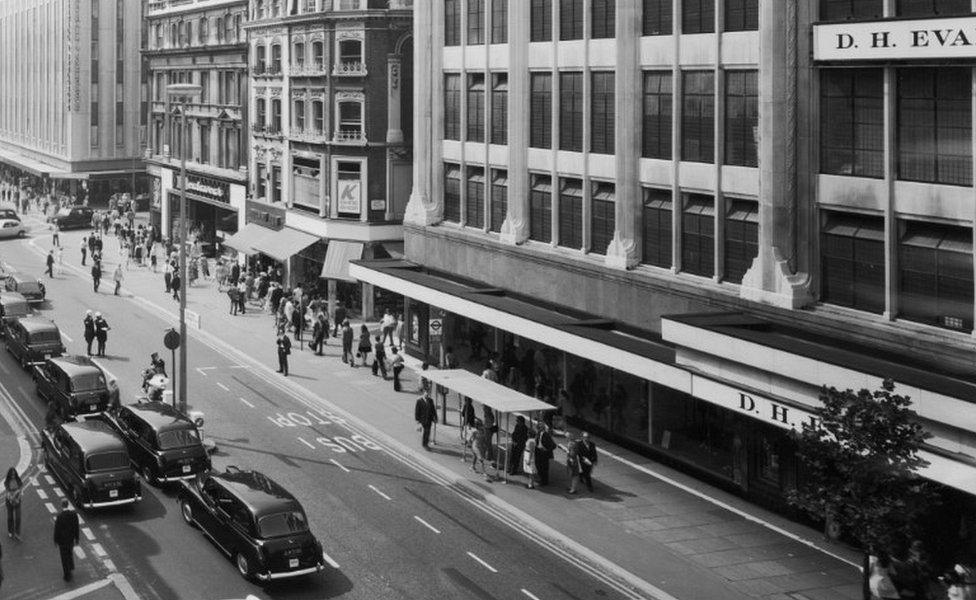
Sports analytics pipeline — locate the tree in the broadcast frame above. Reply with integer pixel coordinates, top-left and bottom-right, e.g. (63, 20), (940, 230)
(788, 379), (939, 600)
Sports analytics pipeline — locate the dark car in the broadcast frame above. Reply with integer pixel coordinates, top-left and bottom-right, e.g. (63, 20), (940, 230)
(0, 208), (19, 221)
(5, 316), (65, 368)
(50, 206), (94, 230)
(4, 273), (45, 304)
(34, 356), (112, 419)
(106, 401), (210, 485)
(42, 419), (142, 509)
(0, 291), (29, 338)
(179, 467), (325, 581)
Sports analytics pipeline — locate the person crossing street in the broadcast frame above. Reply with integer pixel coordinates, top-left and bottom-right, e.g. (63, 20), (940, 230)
(113, 263), (124, 296)
(91, 260), (102, 293)
(53, 499), (79, 581)
(44, 250), (54, 278)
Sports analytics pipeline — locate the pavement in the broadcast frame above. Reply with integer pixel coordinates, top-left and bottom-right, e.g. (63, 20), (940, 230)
(2, 211), (864, 600)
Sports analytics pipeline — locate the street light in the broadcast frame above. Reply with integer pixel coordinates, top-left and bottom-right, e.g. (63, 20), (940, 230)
(166, 83), (202, 413)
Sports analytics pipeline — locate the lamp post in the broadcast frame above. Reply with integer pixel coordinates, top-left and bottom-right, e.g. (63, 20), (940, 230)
(166, 83), (202, 413)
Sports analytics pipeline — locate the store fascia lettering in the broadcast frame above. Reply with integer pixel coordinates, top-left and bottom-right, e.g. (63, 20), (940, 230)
(736, 392), (821, 432)
(813, 16), (976, 61)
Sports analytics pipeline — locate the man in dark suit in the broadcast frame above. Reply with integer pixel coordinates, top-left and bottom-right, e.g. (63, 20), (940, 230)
(53, 499), (79, 581)
(414, 393), (437, 449)
(276, 330), (292, 376)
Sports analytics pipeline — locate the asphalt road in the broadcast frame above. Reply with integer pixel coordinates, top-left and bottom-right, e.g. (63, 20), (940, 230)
(0, 221), (638, 600)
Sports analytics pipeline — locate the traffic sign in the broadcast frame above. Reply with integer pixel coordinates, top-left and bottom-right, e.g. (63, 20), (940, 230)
(428, 318), (442, 338)
(163, 328), (181, 350)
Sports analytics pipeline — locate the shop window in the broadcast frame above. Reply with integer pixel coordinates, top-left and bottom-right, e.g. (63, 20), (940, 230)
(820, 212), (885, 314)
(465, 166), (485, 229)
(444, 74), (462, 141)
(530, 73), (552, 149)
(444, 164), (462, 223)
(529, 174), (552, 243)
(642, 188), (672, 268)
(560, 0), (583, 40)
(724, 200), (758, 284)
(652, 384), (735, 479)
(591, 184), (615, 256)
(336, 161), (363, 217)
(591, 0), (615, 39)
(682, 71), (714, 163)
(467, 73), (485, 142)
(445, 0), (461, 46)
(490, 169), (507, 233)
(642, 71), (672, 159)
(591, 72), (615, 155)
(820, 69), (884, 178)
(642, 0), (672, 35)
(896, 0), (971, 16)
(491, 0), (507, 44)
(682, 193), (714, 278)
(682, 0), (714, 34)
(898, 221), (974, 332)
(559, 72), (583, 152)
(725, 0), (758, 31)
(566, 356), (649, 441)
(491, 73), (508, 145)
(468, 0), (485, 45)
(897, 67), (972, 186)
(530, 0), (552, 42)
(724, 71), (758, 168)
(558, 178), (583, 249)
(820, 0), (883, 20)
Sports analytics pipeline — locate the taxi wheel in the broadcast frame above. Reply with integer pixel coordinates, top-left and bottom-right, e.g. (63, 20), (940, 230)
(180, 500), (196, 528)
(71, 486), (83, 507)
(235, 553), (252, 580)
(19, 355), (27, 370)
(141, 465), (158, 487)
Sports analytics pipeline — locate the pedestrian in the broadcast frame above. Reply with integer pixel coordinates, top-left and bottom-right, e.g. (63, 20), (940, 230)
(394, 313), (405, 347)
(419, 362), (432, 396)
(283, 298), (295, 331)
(357, 324), (372, 366)
(371, 335), (388, 378)
(566, 433), (582, 494)
(870, 555), (902, 600)
(112, 264), (124, 296)
(414, 392), (437, 449)
(276, 329), (292, 376)
(163, 260), (173, 292)
(508, 415), (528, 475)
(55, 245), (64, 276)
(150, 244), (158, 273)
(94, 312), (109, 357)
(4, 467), (22, 540)
(341, 320), (354, 365)
(236, 279), (247, 314)
(228, 286), (240, 315)
(522, 439), (538, 489)
(45, 250), (54, 278)
(390, 347), (405, 391)
(53, 499), (79, 581)
(311, 313), (327, 355)
(91, 261), (101, 293)
(291, 303), (304, 340)
(83, 310), (95, 356)
(460, 396), (476, 436)
(578, 431), (597, 492)
(51, 222), (60, 247)
(482, 360), (498, 383)
(535, 422), (556, 487)
(469, 421), (491, 479)
(380, 309), (396, 346)
(333, 301), (346, 337)
(171, 270), (181, 301)
(80, 237), (88, 266)
(230, 262), (240, 286)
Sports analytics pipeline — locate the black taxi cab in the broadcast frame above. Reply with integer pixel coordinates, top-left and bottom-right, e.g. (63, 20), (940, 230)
(3, 273), (45, 304)
(42, 419), (142, 509)
(34, 356), (112, 419)
(6, 316), (64, 368)
(179, 467), (326, 581)
(106, 401), (211, 485)
(0, 291), (29, 338)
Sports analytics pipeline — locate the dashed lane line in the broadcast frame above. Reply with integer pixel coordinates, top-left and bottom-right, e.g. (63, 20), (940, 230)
(413, 515), (441, 534)
(36, 487), (47, 500)
(104, 559), (117, 573)
(61, 332), (74, 343)
(44, 474), (55, 486)
(321, 551), (340, 569)
(195, 367), (216, 376)
(73, 546), (86, 560)
(238, 397), (254, 408)
(91, 543), (107, 557)
(467, 551), (498, 574)
(330, 458), (350, 473)
(297, 437), (316, 450)
(82, 527), (96, 541)
(521, 589), (542, 600)
(52, 486), (64, 497)
(216, 382), (230, 391)
(368, 484), (391, 501)
(44, 502), (57, 514)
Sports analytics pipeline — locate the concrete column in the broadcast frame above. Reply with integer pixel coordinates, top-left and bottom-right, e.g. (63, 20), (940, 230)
(500, 0), (530, 244)
(606, 0), (641, 269)
(884, 68), (897, 320)
(404, 0), (440, 225)
(386, 54), (404, 144)
(739, 0), (812, 309)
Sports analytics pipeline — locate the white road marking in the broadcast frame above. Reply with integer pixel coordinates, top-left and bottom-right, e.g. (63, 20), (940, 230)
(0, 359), (8, 374)
(413, 515), (441, 534)
(45, 577), (112, 600)
(195, 367), (211, 377)
(76, 514), (84, 524)
(368, 484), (391, 501)
(52, 486), (64, 497)
(92, 542), (107, 557)
(330, 458), (350, 473)
(74, 546), (86, 559)
(238, 397), (254, 408)
(44, 501), (57, 514)
(44, 474), (55, 485)
(61, 332), (74, 343)
(521, 589), (542, 600)
(103, 559), (117, 572)
(216, 382), (229, 391)
(321, 551), (340, 569)
(297, 437), (316, 449)
(36, 488), (48, 499)
(82, 527), (95, 541)
(467, 551), (498, 573)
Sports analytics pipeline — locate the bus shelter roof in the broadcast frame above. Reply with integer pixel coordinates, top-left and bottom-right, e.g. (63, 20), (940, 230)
(416, 369), (557, 414)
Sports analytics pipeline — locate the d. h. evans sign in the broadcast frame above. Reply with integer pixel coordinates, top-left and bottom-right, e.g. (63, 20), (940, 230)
(814, 16), (976, 61)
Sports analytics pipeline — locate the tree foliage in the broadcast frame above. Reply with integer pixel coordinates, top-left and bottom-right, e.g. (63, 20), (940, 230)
(788, 379), (939, 554)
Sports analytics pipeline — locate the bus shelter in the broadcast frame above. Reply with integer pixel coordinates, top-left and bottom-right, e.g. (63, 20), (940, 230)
(415, 368), (557, 483)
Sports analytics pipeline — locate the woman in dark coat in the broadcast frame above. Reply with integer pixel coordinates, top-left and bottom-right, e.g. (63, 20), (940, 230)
(357, 324), (372, 365)
(508, 415), (529, 475)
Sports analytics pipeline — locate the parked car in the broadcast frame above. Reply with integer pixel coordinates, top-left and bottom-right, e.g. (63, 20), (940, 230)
(179, 467), (326, 581)
(0, 218), (26, 239)
(5, 316), (65, 368)
(4, 273), (45, 304)
(50, 206), (94, 230)
(34, 355), (113, 419)
(105, 401), (211, 485)
(0, 291), (29, 338)
(42, 419), (141, 509)
(0, 208), (19, 221)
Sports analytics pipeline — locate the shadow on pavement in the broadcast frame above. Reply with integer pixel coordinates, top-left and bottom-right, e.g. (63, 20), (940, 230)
(260, 568), (353, 599)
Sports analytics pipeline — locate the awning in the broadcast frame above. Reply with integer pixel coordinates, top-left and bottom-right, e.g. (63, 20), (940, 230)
(0, 148), (56, 176)
(251, 227), (319, 262)
(320, 241), (364, 282)
(416, 369), (557, 414)
(222, 223), (275, 254)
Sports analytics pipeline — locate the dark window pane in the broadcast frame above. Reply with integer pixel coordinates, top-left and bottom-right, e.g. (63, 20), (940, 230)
(490, 169), (507, 232)
(642, 189), (673, 268)
(558, 178), (584, 248)
(724, 200), (759, 283)
(591, 189), (615, 255)
(560, 0), (583, 40)
(467, 0), (485, 44)
(467, 73), (485, 142)
(530, 73), (552, 149)
(491, 0), (507, 43)
(820, 0), (883, 20)
(445, 0), (461, 46)
(724, 70), (758, 167)
(466, 167), (485, 228)
(682, 0), (714, 34)
(725, 0), (758, 31)
(592, 0), (616, 39)
(531, 0), (553, 41)
(530, 175), (552, 242)
(642, 71), (672, 159)
(444, 164), (462, 222)
(820, 69), (884, 178)
(681, 71), (714, 163)
(643, 0), (672, 35)
(681, 193), (714, 277)
(491, 73), (508, 145)
(559, 72), (583, 151)
(444, 74), (461, 140)
(591, 72), (615, 154)
(897, 0), (971, 17)
(899, 221), (974, 331)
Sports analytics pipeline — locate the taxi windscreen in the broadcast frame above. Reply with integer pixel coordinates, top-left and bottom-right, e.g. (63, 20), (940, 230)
(70, 372), (106, 392)
(257, 510), (308, 538)
(86, 452), (129, 472)
(157, 428), (201, 450)
(28, 330), (61, 344)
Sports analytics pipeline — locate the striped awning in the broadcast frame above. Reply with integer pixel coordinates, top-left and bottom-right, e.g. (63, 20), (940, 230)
(320, 241), (364, 282)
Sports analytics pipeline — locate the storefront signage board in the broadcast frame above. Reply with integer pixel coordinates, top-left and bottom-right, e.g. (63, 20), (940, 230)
(691, 376), (820, 432)
(337, 180), (362, 215)
(814, 16), (976, 61)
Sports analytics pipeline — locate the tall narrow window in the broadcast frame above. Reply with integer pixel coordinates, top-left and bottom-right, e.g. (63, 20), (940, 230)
(560, 0), (584, 40)
(682, 193), (714, 277)
(530, 0), (552, 42)
(897, 67), (972, 186)
(337, 101), (364, 141)
(681, 71), (715, 163)
(591, 72), (615, 154)
(312, 100), (324, 133)
(490, 169), (507, 233)
(530, 174), (553, 242)
(642, 0), (672, 35)
(642, 188), (672, 268)
(725, 0), (758, 31)
(466, 167), (486, 228)
(530, 73), (552, 149)
(591, 183), (615, 255)
(444, 164), (462, 222)
(445, 0), (461, 46)
(293, 99), (305, 132)
(467, 73), (485, 142)
(724, 70), (758, 167)
(312, 41), (325, 70)
(256, 98), (267, 128)
(820, 69), (884, 178)
(724, 200), (759, 284)
(821, 212), (885, 314)
(591, 0), (616, 39)
(293, 42), (305, 68)
(899, 221), (974, 331)
(270, 98), (281, 133)
(559, 72), (583, 152)
(444, 74), (462, 140)
(682, 0), (715, 34)
(467, 0), (485, 45)
(558, 178), (584, 249)
(256, 45), (266, 74)
(199, 122), (210, 165)
(820, 0), (883, 20)
(642, 71), (672, 159)
(896, 0), (970, 17)
(271, 44), (282, 73)
(491, 73), (508, 145)
(491, 0), (507, 44)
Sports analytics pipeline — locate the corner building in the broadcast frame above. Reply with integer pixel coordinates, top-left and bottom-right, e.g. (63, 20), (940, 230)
(352, 0), (976, 558)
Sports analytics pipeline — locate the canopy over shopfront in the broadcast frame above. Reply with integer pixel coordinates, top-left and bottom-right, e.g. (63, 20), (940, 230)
(0, 147), (57, 177)
(251, 227), (319, 263)
(222, 223), (276, 255)
(320, 241), (364, 282)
